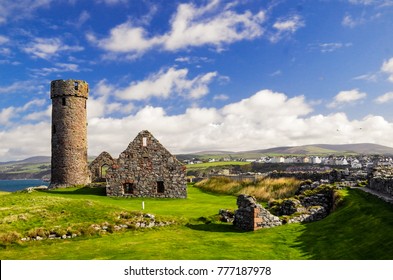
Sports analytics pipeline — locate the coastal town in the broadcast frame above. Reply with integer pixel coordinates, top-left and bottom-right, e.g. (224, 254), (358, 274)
(185, 154), (393, 169)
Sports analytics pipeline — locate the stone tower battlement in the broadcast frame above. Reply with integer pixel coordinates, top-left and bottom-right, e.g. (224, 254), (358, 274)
(50, 79), (90, 188)
(50, 79), (89, 99)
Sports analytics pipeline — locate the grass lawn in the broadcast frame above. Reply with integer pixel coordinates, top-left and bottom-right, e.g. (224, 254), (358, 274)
(0, 185), (393, 259)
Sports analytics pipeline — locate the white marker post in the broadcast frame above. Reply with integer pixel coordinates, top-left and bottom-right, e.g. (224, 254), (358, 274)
(142, 201), (145, 210)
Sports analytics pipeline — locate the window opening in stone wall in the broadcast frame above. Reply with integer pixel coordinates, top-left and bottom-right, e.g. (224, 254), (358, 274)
(62, 97), (66, 106)
(74, 81), (79, 90)
(52, 125), (56, 135)
(123, 183), (135, 194)
(100, 164), (109, 179)
(143, 137), (147, 147)
(157, 181), (165, 193)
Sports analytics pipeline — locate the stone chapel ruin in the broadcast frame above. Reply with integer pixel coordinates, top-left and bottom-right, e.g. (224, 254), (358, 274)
(91, 130), (187, 198)
(50, 79), (186, 198)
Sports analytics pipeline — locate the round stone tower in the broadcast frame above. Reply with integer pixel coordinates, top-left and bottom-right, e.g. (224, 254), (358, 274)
(50, 79), (90, 188)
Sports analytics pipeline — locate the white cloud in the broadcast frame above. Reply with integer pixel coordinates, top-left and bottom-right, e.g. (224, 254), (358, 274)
(89, 0), (266, 57)
(0, 107), (16, 125)
(314, 42), (353, 53)
(86, 90), (393, 157)
(30, 63), (82, 76)
(327, 89), (367, 108)
(0, 0), (53, 24)
(114, 67), (217, 100)
(69, 10), (90, 28)
(23, 105), (51, 121)
(23, 38), (83, 59)
(349, 0), (376, 4)
(175, 56), (213, 65)
(353, 73), (378, 82)
(163, 1), (265, 51)
(342, 14), (363, 28)
(4, 89), (393, 160)
(87, 80), (134, 119)
(0, 35), (9, 44)
(213, 94), (229, 101)
(0, 98), (46, 126)
(381, 57), (393, 82)
(375, 92), (393, 104)
(273, 15), (304, 32)
(97, 0), (127, 5)
(0, 81), (40, 94)
(89, 21), (161, 54)
(0, 122), (51, 160)
(270, 15), (305, 42)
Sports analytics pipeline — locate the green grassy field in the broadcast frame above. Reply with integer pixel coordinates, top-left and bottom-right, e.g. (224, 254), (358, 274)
(0, 185), (393, 259)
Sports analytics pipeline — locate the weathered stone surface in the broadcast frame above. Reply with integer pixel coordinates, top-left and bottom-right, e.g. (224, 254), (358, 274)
(89, 151), (115, 182)
(50, 79), (90, 188)
(279, 199), (301, 215)
(234, 194), (282, 231)
(219, 209), (234, 223)
(369, 168), (393, 197)
(234, 182), (337, 231)
(105, 130), (187, 198)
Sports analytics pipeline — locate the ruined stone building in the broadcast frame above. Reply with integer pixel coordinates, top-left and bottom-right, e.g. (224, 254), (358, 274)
(49, 79), (186, 197)
(100, 130), (187, 198)
(89, 151), (115, 183)
(50, 79), (90, 188)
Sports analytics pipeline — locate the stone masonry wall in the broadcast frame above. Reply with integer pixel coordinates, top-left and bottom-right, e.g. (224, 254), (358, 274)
(369, 168), (393, 197)
(234, 182), (335, 231)
(234, 195), (282, 231)
(89, 151), (115, 182)
(106, 130), (187, 198)
(50, 79), (90, 188)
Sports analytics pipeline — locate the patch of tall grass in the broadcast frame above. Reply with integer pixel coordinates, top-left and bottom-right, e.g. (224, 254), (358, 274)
(195, 177), (302, 201)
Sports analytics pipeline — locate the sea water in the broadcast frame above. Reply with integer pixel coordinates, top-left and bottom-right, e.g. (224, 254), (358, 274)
(0, 179), (49, 192)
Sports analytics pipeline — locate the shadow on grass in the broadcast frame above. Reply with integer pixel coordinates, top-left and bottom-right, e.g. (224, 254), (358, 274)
(291, 189), (393, 259)
(41, 187), (106, 196)
(186, 222), (243, 233)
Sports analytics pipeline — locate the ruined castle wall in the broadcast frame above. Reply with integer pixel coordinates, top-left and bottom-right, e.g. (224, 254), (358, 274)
(369, 177), (393, 197)
(50, 79), (90, 188)
(89, 151), (115, 182)
(106, 130), (187, 198)
(234, 195), (282, 231)
(368, 168), (393, 197)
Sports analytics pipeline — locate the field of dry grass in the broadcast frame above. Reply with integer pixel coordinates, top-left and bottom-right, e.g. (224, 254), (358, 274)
(195, 177), (302, 201)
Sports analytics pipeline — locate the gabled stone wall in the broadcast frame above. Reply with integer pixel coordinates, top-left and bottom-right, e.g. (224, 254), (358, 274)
(89, 151), (115, 182)
(106, 130), (186, 198)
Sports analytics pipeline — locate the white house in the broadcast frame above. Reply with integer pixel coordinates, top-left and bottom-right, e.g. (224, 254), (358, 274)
(351, 159), (362, 169)
(271, 156), (285, 163)
(335, 158), (349, 165)
(311, 156), (322, 164)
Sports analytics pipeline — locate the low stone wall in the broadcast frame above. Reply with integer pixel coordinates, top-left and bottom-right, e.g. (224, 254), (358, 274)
(269, 169), (367, 183)
(269, 171), (331, 182)
(233, 195), (281, 231)
(233, 182), (336, 231)
(369, 177), (393, 197)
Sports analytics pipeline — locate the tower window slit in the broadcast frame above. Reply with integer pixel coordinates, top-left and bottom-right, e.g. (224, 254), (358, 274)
(62, 98), (66, 106)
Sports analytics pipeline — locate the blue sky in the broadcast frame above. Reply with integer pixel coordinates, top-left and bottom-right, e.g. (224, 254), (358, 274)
(1, 0), (393, 161)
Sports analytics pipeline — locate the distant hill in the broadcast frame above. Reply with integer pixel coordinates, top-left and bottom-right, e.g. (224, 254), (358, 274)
(0, 156), (51, 166)
(250, 143), (393, 156)
(178, 143), (393, 160)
